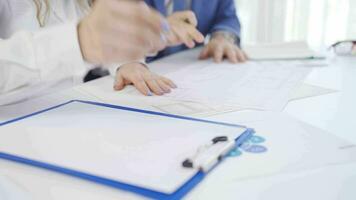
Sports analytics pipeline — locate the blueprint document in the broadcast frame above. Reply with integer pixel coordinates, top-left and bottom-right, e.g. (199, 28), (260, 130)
(163, 61), (312, 111)
(75, 77), (336, 117)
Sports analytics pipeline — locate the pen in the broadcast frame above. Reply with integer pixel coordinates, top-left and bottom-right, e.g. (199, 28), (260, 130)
(182, 136), (236, 172)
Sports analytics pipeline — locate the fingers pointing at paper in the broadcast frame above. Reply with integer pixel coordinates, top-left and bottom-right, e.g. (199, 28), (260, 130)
(166, 11), (205, 48)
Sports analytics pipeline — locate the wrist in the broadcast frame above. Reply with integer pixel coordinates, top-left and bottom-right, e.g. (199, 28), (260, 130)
(78, 19), (100, 64)
(120, 61), (148, 69)
(211, 31), (239, 45)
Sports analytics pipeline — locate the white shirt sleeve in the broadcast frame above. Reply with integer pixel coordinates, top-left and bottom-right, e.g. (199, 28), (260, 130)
(0, 21), (92, 105)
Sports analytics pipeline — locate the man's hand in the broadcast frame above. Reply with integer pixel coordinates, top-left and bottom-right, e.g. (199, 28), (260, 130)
(78, 0), (168, 64)
(199, 34), (247, 63)
(166, 11), (205, 48)
(114, 63), (177, 96)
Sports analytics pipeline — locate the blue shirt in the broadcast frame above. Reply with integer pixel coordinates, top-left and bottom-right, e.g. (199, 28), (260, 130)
(144, 0), (242, 61)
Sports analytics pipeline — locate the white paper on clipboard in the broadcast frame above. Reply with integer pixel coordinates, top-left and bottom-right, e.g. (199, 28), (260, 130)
(0, 101), (247, 194)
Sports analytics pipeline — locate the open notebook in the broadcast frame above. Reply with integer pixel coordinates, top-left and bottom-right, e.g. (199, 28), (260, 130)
(0, 100), (253, 199)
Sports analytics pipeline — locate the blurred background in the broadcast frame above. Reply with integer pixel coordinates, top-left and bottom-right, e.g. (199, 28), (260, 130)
(236, 0), (356, 50)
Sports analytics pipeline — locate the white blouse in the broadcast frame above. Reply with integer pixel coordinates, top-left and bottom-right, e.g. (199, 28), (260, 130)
(0, 0), (92, 105)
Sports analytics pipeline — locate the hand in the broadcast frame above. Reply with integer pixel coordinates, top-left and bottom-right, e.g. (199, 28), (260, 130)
(199, 35), (247, 63)
(78, 0), (168, 64)
(114, 63), (177, 96)
(166, 11), (205, 48)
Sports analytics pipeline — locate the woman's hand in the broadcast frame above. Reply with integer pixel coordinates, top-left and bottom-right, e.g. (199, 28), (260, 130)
(166, 11), (205, 48)
(199, 34), (247, 63)
(114, 63), (177, 96)
(78, 0), (168, 64)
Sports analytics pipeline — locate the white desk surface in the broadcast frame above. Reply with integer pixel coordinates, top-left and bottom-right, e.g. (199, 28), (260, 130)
(0, 50), (355, 200)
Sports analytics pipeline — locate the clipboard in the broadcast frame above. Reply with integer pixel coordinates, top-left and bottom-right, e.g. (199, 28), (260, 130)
(0, 100), (254, 200)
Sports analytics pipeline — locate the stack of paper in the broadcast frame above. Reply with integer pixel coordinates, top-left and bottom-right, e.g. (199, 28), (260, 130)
(243, 41), (323, 60)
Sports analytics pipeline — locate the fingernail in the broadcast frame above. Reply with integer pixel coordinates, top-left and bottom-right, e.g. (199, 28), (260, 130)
(160, 33), (167, 44)
(147, 91), (153, 96)
(160, 20), (170, 44)
(161, 20), (170, 33)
